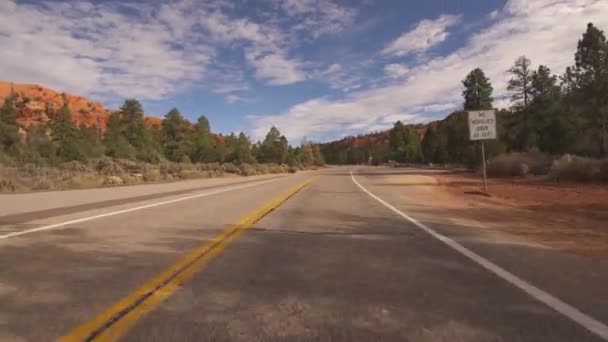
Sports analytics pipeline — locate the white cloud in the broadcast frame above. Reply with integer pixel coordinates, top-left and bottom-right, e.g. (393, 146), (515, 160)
(200, 10), (306, 86)
(245, 50), (306, 85)
(251, 0), (608, 143)
(225, 94), (255, 104)
(225, 95), (242, 104)
(382, 14), (462, 56)
(276, 0), (356, 38)
(274, 0), (357, 38)
(0, 0), (354, 97)
(384, 64), (410, 78)
(0, 0), (213, 100)
(315, 63), (364, 92)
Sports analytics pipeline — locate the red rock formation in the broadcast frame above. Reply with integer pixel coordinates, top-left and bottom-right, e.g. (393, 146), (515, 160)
(0, 81), (162, 131)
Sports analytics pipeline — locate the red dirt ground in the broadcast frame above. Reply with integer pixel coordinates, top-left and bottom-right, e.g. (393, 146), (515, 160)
(433, 172), (608, 259)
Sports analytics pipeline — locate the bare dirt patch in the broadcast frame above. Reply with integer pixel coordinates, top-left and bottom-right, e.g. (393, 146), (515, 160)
(433, 172), (608, 259)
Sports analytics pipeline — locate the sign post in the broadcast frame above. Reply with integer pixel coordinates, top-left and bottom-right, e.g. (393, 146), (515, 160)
(467, 110), (497, 193)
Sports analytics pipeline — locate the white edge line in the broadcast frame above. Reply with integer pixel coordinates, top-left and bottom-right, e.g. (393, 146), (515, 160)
(0, 177), (286, 240)
(350, 171), (608, 341)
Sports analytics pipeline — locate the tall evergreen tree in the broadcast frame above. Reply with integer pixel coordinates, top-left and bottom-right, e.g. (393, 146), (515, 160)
(104, 112), (136, 159)
(118, 99), (159, 162)
(259, 126), (288, 163)
(299, 142), (315, 166)
(507, 56), (534, 109)
(21, 124), (55, 165)
(52, 97), (85, 162)
(312, 144), (325, 166)
(389, 121), (421, 162)
(161, 108), (193, 162)
(234, 132), (254, 164)
(0, 90), (20, 152)
(421, 125), (440, 163)
(462, 68), (494, 110)
(531, 65), (560, 104)
(78, 123), (104, 159)
(572, 23), (608, 156)
(191, 115), (216, 162)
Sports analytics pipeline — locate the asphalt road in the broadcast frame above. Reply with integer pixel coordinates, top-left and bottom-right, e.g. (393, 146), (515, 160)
(0, 167), (607, 341)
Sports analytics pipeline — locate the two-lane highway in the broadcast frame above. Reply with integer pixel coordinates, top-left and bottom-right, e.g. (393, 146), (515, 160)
(1, 168), (607, 341)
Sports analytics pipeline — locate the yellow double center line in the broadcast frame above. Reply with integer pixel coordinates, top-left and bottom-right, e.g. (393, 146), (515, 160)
(61, 177), (316, 342)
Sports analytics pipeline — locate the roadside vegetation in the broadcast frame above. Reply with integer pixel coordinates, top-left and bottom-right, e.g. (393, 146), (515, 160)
(0, 96), (324, 192)
(321, 23), (608, 182)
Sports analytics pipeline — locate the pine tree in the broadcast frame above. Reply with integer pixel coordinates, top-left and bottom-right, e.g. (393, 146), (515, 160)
(234, 132), (254, 164)
(421, 125), (440, 163)
(161, 108), (193, 162)
(462, 68), (494, 110)
(259, 126), (288, 163)
(52, 97), (85, 162)
(216, 137), (227, 163)
(0, 90), (20, 152)
(312, 144), (325, 166)
(507, 56), (534, 109)
(389, 121), (421, 162)
(531, 65), (560, 104)
(78, 123), (104, 159)
(118, 99), (159, 162)
(572, 23), (608, 156)
(23, 124), (55, 165)
(299, 142), (314, 166)
(104, 112), (136, 159)
(192, 115), (216, 162)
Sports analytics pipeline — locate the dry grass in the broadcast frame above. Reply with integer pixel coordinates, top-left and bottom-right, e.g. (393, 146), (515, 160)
(0, 159), (297, 193)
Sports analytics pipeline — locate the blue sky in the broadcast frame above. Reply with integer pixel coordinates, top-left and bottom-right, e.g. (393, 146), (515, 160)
(1, 0), (607, 143)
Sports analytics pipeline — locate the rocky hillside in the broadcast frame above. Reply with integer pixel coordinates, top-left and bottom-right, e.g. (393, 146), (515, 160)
(0, 81), (162, 131)
(320, 123), (429, 163)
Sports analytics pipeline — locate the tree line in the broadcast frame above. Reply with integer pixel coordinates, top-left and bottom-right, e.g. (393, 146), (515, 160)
(0, 96), (324, 167)
(322, 23), (608, 166)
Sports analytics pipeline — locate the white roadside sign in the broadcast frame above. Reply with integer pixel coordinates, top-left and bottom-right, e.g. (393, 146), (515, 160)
(468, 110), (497, 141)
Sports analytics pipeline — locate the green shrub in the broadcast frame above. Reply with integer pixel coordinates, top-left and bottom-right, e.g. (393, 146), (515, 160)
(143, 169), (161, 182)
(64, 174), (103, 189)
(120, 174), (144, 185)
(159, 161), (185, 176)
(239, 163), (256, 176)
(96, 158), (125, 176)
(116, 159), (144, 174)
(222, 163), (240, 174)
(267, 163), (287, 173)
(549, 155), (603, 182)
(0, 151), (16, 166)
(0, 179), (16, 192)
(178, 169), (204, 179)
(103, 175), (124, 186)
(255, 164), (269, 174)
(486, 152), (553, 177)
(32, 176), (53, 190)
(196, 163), (223, 177)
(59, 160), (91, 172)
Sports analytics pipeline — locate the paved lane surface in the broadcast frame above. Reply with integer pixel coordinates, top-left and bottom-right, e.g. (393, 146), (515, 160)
(1, 168), (607, 341)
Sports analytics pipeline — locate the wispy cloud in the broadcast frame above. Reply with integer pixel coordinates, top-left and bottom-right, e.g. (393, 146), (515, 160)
(382, 14), (462, 57)
(384, 64), (410, 79)
(0, 0), (213, 100)
(0, 0), (355, 98)
(276, 0), (357, 39)
(250, 0), (608, 142)
(225, 94), (255, 104)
